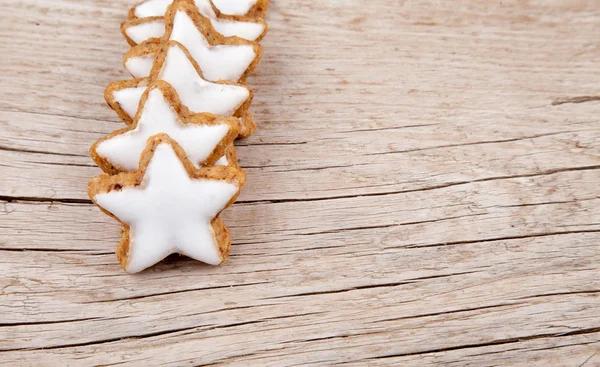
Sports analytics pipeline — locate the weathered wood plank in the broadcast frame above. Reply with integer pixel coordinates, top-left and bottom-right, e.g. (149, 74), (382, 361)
(1, 0), (599, 365)
(1, 234), (599, 364)
(1, 111), (599, 202)
(342, 336), (600, 367)
(2, 168), (599, 251)
(1, 169), (599, 358)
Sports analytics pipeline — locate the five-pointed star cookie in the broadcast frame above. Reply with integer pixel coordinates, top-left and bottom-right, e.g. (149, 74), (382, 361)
(123, 0), (267, 45)
(91, 80), (239, 174)
(124, 1), (262, 83)
(106, 40), (255, 137)
(89, 134), (246, 273)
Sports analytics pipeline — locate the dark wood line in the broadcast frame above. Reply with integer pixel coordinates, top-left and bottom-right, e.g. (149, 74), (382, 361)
(0, 312), (325, 353)
(366, 327), (600, 361)
(0, 195), (92, 205)
(517, 290), (600, 300)
(0, 145), (87, 158)
(1, 163), (598, 207)
(0, 317), (116, 328)
(81, 281), (271, 304)
(4, 228), (598, 256)
(551, 96), (600, 106)
(263, 271), (478, 300)
(236, 164), (600, 205)
(366, 303), (521, 326)
(398, 229), (600, 250)
(0, 107), (118, 125)
(0, 248), (111, 254)
(364, 129), (594, 157)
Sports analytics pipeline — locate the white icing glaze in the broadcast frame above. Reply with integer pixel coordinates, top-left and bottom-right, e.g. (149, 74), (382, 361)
(210, 18), (264, 41)
(159, 43), (249, 116)
(134, 0), (171, 18)
(115, 43), (249, 120)
(125, 54), (155, 79)
(134, 0), (217, 18)
(169, 10), (256, 82)
(125, 20), (165, 44)
(130, 0), (264, 43)
(96, 87), (231, 171)
(212, 0), (259, 16)
(95, 142), (239, 273)
(215, 155), (229, 166)
(114, 87), (146, 119)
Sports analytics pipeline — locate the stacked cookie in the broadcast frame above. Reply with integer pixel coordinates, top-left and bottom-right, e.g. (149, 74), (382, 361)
(88, 0), (269, 273)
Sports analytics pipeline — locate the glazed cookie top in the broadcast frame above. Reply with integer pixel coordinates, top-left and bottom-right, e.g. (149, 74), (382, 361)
(109, 41), (251, 122)
(211, 0), (259, 16)
(125, 0), (267, 44)
(133, 0), (217, 18)
(123, 49), (156, 79)
(90, 134), (245, 273)
(92, 81), (238, 173)
(167, 2), (259, 81)
(132, 0), (267, 18)
(122, 18), (163, 46)
(124, 2), (261, 82)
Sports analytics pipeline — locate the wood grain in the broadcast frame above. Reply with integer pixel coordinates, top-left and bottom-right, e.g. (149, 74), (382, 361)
(1, 0), (599, 366)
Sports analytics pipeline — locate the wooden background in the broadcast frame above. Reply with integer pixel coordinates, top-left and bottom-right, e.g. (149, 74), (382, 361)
(1, 0), (599, 365)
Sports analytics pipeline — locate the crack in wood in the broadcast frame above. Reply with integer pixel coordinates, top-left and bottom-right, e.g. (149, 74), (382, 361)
(236, 141), (309, 147)
(551, 96), (600, 106)
(0, 311), (327, 353)
(269, 163), (358, 173)
(465, 340), (600, 358)
(1, 165), (598, 206)
(237, 164), (600, 205)
(366, 327), (600, 361)
(263, 271), (478, 300)
(30, 161), (96, 168)
(399, 229), (600, 250)
(298, 212), (486, 237)
(0, 195), (92, 205)
(489, 197), (599, 209)
(363, 130), (593, 157)
(517, 290), (600, 300)
(0, 248), (112, 254)
(80, 281), (271, 304)
(0, 145), (87, 158)
(577, 348), (600, 367)
(0, 316), (119, 328)
(366, 303), (522, 325)
(0, 107), (118, 125)
(339, 122), (442, 133)
(0, 326), (201, 353)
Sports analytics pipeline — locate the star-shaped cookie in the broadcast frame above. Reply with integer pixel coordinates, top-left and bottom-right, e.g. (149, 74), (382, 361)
(107, 41), (255, 137)
(89, 134), (246, 273)
(92, 80), (239, 174)
(123, 1), (262, 83)
(123, 0), (267, 45)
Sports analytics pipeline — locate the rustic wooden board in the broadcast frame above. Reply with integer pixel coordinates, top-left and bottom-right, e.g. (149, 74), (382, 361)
(1, 0), (599, 366)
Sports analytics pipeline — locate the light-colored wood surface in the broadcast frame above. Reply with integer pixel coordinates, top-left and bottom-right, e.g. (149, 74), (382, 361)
(1, 0), (600, 366)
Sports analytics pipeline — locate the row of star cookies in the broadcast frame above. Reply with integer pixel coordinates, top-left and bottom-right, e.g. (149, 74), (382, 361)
(109, 0), (269, 138)
(88, 0), (270, 273)
(123, 0), (269, 46)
